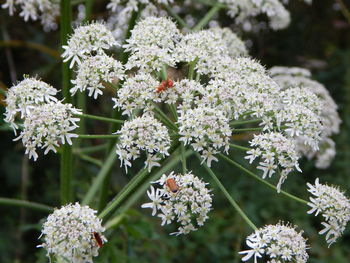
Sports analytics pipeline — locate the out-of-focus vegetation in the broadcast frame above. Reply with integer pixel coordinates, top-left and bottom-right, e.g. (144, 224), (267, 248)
(1, 0), (350, 262)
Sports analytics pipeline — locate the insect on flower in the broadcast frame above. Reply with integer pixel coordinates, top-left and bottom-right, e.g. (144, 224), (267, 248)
(166, 178), (180, 193)
(155, 78), (174, 93)
(92, 232), (103, 248)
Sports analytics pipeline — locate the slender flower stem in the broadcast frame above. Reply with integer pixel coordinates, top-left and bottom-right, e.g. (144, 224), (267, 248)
(233, 127), (263, 132)
(153, 104), (178, 131)
(192, 5), (221, 31)
(230, 143), (250, 151)
(99, 144), (185, 219)
(162, 4), (189, 29)
(181, 143), (187, 174)
(73, 144), (107, 154)
(60, 0), (73, 205)
(230, 118), (263, 126)
(188, 58), (198, 80)
(0, 197), (53, 212)
(79, 113), (124, 124)
(194, 153), (257, 230)
(335, 0), (350, 24)
(78, 153), (103, 167)
(82, 146), (117, 205)
(218, 154), (308, 205)
(77, 134), (120, 139)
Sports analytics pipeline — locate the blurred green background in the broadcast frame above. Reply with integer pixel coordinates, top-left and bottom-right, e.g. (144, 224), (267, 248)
(1, 0), (350, 262)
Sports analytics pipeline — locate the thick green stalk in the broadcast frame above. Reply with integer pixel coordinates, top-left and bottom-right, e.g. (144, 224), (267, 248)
(218, 154), (308, 205)
(84, 0), (94, 21)
(0, 198), (53, 212)
(77, 134), (120, 139)
(181, 143), (187, 174)
(195, 153), (257, 230)
(192, 5), (221, 31)
(188, 58), (198, 80)
(233, 127), (263, 132)
(73, 144), (107, 154)
(79, 113), (124, 124)
(82, 146), (117, 205)
(78, 153), (103, 167)
(60, 0), (73, 205)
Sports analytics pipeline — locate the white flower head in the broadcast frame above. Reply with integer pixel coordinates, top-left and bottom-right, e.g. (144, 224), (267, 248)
(177, 107), (231, 167)
(124, 16), (181, 72)
(4, 76), (58, 132)
(209, 27), (248, 58)
(219, 0), (291, 30)
(62, 22), (118, 68)
(71, 54), (125, 99)
(2, 0), (59, 31)
(307, 178), (350, 246)
(174, 29), (229, 75)
(116, 115), (171, 172)
(112, 72), (160, 116)
(239, 222), (308, 263)
(142, 171), (212, 235)
(246, 132), (301, 192)
(39, 203), (106, 263)
(15, 101), (81, 161)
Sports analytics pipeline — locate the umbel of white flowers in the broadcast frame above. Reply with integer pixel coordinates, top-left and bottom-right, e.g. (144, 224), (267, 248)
(38, 203), (106, 263)
(239, 222), (309, 263)
(307, 178), (350, 246)
(141, 171), (212, 235)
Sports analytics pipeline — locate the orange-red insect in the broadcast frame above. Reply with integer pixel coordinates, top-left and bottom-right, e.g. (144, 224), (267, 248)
(165, 178), (179, 193)
(155, 78), (174, 93)
(93, 232), (103, 248)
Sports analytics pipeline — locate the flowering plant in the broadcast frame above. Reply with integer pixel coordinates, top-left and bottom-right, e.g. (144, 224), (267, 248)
(1, 0), (349, 262)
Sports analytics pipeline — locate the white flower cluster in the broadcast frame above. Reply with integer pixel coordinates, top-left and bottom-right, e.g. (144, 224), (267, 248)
(4, 77), (58, 131)
(2, 0), (59, 31)
(201, 57), (280, 120)
(177, 107), (231, 167)
(239, 223), (309, 263)
(116, 115), (171, 172)
(209, 27), (248, 58)
(15, 101), (81, 161)
(141, 171), (212, 235)
(112, 73), (160, 116)
(174, 30), (230, 75)
(124, 17), (181, 72)
(307, 178), (350, 246)
(270, 66), (340, 168)
(71, 54), (125, 99)
(219, 0), (291, 30)
(62, 22), (118, 68)
(39, 203), (106, 263)
(245, 132), (301, 192)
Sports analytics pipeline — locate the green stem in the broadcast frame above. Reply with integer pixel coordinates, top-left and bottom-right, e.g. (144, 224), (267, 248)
(195, 153), (257, 230)
(60, 0), (73, 205)
(161, 65), (168, 81)
(188, 58), (198, 80)
(84, 0), (94, 21)
(73, 144), (107, 154)
(153, 104), (178, 131)
(79, 113), (124, 124)
(230, 143), (250, 152)
(233, 128), (263, 132)
(218, 154), (308, 205)
(99, 168), (149, 219)
(335, 0), (350, 24)
(230, 118), (262, 126)
(192, 5), (221, 31)
(161, 4), (189, 29)
(101, 147), (192, 219)
(82, 146), (117, 205)
(0, 197), (53, 212)
(78, 153), (103, 167)
(181, 143), (187, 174)
(77, 134), (120, 139)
